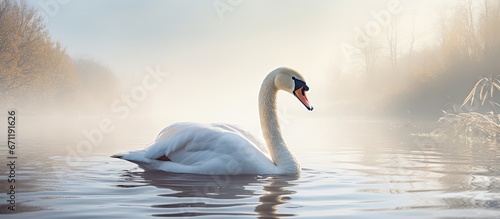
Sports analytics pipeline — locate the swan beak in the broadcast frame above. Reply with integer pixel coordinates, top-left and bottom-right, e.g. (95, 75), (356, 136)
(294, 87), (313, 111)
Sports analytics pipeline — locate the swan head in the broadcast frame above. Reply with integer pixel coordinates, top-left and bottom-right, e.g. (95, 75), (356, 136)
(274, 67), (314, 111)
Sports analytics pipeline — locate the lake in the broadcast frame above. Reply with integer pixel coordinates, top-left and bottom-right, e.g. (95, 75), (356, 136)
(1, 116), (499, 218)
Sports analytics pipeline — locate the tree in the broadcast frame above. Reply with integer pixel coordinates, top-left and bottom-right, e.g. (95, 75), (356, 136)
(74, 58), (122, 114)
(0, 0), (79, 110)
(386, 13), (399, 73)
(407, 16), (417, 77)
(479, 0), (500, 58)
(0, 0), (49, 94)
(360, 42), (380, 80)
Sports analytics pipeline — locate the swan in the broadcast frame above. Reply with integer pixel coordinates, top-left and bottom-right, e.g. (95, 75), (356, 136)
(112, 67), (313, 175)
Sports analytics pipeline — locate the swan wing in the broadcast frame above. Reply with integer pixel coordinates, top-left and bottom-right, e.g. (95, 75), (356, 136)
(209, 123), (268, 154)
(137, 122), (275, 174)
(143, 122), (198, 160)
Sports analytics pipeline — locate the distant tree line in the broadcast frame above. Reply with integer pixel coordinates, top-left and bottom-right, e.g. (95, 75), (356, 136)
(335, 0), (500, 118)
(0, 0), (121, 115)
(400, 0), (500, 117)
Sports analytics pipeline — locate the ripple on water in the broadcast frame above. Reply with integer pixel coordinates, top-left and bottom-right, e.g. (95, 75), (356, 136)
(2, 118), (500, 219)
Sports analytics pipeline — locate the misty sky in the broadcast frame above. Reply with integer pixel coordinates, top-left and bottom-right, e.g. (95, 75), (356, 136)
(27, 0), (457, 124)
(31, 0), (456, 75)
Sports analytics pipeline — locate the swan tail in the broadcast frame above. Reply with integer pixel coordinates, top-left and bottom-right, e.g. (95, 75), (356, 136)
(110, 154), (124, 159)
(111, 150), (152, 164)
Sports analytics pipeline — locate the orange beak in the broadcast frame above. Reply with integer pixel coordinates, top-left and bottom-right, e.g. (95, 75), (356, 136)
(294, 88), (313, 111)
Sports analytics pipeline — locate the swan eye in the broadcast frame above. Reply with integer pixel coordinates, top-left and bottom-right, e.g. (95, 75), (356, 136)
(292, 77), (308, 92)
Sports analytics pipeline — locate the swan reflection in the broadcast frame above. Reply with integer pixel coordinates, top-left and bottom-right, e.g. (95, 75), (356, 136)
(117, 170), (299, 218)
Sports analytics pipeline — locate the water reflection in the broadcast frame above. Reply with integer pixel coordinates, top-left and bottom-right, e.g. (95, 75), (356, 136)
(254, 176), (298, 218)
(117, 170), (298, 218)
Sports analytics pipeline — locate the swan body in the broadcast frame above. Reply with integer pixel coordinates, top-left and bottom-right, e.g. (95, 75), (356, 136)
(112, 67), (313, 175)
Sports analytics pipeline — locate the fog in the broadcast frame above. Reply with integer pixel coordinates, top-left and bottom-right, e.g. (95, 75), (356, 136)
(2, 2), (499, 217)
(2, 0), (499, 126)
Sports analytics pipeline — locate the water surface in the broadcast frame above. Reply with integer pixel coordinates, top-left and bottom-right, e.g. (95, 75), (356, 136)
(1, 116), (499, 218)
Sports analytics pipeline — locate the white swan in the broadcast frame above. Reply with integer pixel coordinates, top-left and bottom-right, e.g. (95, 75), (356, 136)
(112, 67), (313, 175)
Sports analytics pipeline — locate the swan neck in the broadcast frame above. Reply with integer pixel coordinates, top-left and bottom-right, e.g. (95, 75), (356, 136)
(258, 73), (299, 173)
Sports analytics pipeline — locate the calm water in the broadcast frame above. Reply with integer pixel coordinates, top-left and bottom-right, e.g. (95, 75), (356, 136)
(1, 116), (499, 218)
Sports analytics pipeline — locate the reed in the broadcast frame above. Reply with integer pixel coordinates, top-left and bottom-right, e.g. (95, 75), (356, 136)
(432, 76), (500, 142)
(461, 75), (500, 111)
(432, 111), (499, 142)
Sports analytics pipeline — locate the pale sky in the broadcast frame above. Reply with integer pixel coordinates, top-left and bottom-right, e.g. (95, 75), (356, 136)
(27, 0), (456, 125)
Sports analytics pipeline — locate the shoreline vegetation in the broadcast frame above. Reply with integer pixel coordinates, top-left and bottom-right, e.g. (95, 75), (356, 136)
(330, 0), (500, 119)
(432, 75), (499, 143)
(0, 0), (121, 115)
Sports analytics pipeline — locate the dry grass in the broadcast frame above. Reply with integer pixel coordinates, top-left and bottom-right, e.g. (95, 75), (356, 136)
(432, 112), (499, 142)
(462, 75), (500, 110)
(432, 76), (500, 143)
